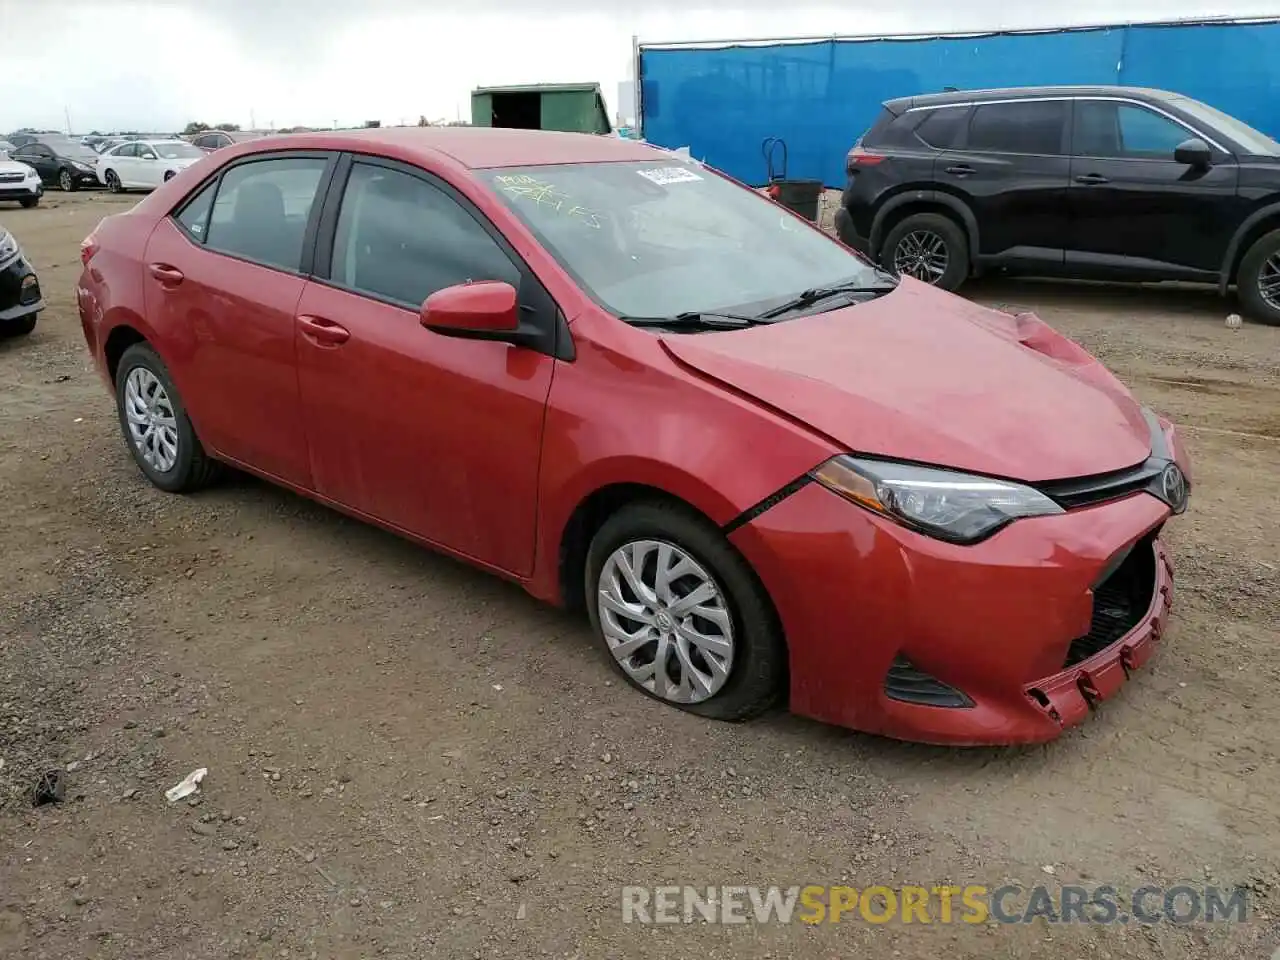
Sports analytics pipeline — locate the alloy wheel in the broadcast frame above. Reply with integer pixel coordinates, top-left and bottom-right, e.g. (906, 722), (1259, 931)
(123, 367), (180, 473)
(596, 539), (735, 704)
(893, 229), (949, 283)
(1260, 252), (1280, 311)
(106, 171), (120, 193)
(59, 169), (72, 191)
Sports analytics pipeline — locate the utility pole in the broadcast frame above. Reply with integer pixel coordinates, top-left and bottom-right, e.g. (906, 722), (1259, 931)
(64, 106), (72, 135)
(250, 108), (256, 130)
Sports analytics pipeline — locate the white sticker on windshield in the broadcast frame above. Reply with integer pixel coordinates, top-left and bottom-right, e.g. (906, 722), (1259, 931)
(638, 166), (703, 185)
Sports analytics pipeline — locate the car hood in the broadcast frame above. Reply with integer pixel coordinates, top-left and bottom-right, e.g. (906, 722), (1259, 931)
(658, 279), (1151, 483)
(0, 159), (34, 175)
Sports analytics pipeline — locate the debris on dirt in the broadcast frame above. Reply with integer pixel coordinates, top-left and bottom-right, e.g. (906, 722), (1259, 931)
(31, 770), (66, 807)
(1226, 313), (1243, 329)
(165, 768), (208, 803)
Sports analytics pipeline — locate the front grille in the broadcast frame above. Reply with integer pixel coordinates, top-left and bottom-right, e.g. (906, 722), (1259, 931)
(0, 172), (23, 183)
(884, 656), (973, 708)
(1064, 533), (1157, 667)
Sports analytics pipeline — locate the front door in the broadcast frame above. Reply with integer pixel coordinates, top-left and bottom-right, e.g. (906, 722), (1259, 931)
(1066, 99), (1240, 275)
(934, 97), (1072, 267)
(135, 143), (162, 188)
(293, 158), (557, 575)
(141, 153), (334, 486)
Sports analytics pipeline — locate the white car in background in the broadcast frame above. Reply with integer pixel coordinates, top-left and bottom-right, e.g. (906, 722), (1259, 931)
(0, 153), (42, 208)
(96, 139), (205, 193)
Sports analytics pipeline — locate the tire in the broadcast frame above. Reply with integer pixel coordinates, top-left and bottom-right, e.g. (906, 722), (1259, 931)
(1237, 228), (1280, 327)
(114, 343), (220, 493)
(584, 500), (785, 722)
(104, 170), (121, 193)
(881, 212), (969, 291)
(59, 168), (77, 192)
(0, 313), (37, 337)
(19, 196), (38, 209)
(163, 170), (176, 182)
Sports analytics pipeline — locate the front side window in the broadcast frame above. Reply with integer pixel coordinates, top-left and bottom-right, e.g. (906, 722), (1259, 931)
(116, 143), (138, 158)
(1074, 101), (1193, 159)
(478, 160), (880, 320)
(203, 157), (327, 271)
(330, 162), (519, 307)
(968, 100), (1067, 155)
(137, 145), (158, 160)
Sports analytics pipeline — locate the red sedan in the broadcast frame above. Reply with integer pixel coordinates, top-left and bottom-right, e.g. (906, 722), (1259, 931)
(76, 128), (1192, 745)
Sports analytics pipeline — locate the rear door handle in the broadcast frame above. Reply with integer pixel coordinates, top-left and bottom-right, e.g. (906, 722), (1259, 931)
(147, 262), (184, 286)
(944, 165), (974, 176)
(1074, 174), (1110, 185)
(298, 314), (350, 346)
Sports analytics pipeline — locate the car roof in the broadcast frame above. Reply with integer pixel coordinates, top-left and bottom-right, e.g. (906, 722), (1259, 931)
(235, 127), (667, 170)
(885, 85), (1176, 112)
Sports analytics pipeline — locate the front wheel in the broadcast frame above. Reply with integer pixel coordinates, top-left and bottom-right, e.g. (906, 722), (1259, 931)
(104, 170), (122, 193)
(114, 343), (221, 492)
(0, 313), (37, 337)
(58, 168), (77, 192)
(585, 500), (785, 721)
(1238, 228), (1280, 327)
(881, 212), (969, 291)
(19, 196), (38, 209)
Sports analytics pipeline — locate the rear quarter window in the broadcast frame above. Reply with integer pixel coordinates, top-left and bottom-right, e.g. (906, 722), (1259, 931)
(858, 107), (901, 148)
(914, 107), (970, 149)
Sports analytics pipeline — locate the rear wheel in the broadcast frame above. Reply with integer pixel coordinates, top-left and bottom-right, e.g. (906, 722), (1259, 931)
(1238, 228), (1280, 327)
(584, 500), (785, 721)
(881, 212), (969, 291)
(104, 170), (122, 193)
(114, 343), (220, 492)
(58, 168), (77, 192)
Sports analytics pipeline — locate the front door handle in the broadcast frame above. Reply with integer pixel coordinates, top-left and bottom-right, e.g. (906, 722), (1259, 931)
(944, 164), (974, 176)
(148, 262), (185, 286)
(298, 314), (350, 346)
(1074, 173), (1110, 185)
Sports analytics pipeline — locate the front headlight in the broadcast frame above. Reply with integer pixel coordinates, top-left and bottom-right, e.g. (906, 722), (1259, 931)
(72, 160), (92, 171)
(0, 228), (17, 261)
(811, 455), (1063, 544)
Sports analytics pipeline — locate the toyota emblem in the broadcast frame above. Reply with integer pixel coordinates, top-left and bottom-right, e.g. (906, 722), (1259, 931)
(1160, 463), (1188, 513)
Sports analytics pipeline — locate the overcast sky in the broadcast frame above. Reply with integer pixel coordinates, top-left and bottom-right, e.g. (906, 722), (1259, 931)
(0, 0), (1274, 133)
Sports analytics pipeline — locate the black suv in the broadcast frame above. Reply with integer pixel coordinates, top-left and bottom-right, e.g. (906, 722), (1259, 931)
(836, 85), (1280, 325)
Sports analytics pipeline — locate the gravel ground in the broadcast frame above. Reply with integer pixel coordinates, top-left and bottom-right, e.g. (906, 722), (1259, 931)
(1, 190), (1278, 959)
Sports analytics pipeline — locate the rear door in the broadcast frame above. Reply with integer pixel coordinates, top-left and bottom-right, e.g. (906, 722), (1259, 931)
(15, 144), (55, 183)
(934, 98), (1071, 268)
(1066, 98), (1239, 275)
(142, 152), (335, 486)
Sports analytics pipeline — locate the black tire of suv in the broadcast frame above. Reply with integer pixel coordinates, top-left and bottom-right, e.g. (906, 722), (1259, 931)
(0, 314), (37, 337)
(1238, 229), (1280, 327)
(19, 197), (39, 209)
(584, 499), (786, 722)
(881, 212), (970, 292)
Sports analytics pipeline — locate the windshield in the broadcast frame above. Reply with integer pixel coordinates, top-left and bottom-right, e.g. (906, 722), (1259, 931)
(1170, 97), (1280, 157)
(478, 160), (877, 320)
(43, 139), (98, 159)
(153, 141), (203, 159)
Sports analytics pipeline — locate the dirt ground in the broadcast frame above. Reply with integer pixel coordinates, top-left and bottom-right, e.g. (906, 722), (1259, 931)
(1, 189), (1278, 960)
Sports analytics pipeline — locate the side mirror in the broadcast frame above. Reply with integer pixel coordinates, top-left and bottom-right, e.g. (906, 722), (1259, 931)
(420, 280), (520, 337)
(1174, 137), (1212, 169)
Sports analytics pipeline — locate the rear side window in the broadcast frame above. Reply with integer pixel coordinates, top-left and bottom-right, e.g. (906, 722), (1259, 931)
(968, 100), (1067, 155)
(914, 108), (969, 149)
(329, 162), (519, 307)
(203, 157), (327, 271)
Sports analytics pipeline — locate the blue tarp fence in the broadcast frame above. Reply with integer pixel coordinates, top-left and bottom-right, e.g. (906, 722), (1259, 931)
(638, 19), (1280, 188)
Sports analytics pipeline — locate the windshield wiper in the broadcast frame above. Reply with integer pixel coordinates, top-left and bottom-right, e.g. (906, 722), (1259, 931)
(756, 278), (897, 320)
(621, 310), (763, 330)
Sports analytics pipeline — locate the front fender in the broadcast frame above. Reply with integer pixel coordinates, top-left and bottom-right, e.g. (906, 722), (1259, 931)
(525, 333), (839, 604)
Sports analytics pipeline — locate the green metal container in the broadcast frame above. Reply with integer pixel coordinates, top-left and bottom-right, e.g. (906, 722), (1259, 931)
(471, 83), (612, 135)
